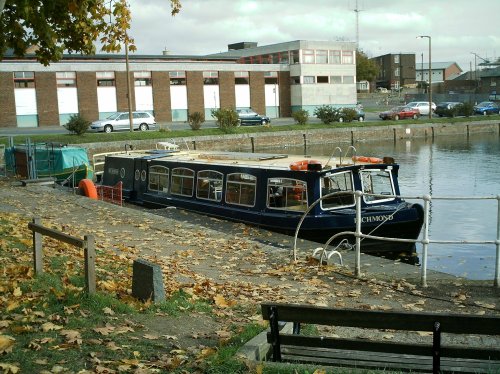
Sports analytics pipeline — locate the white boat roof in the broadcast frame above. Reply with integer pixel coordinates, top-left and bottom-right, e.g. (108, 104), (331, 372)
(108, 149), (387, 171)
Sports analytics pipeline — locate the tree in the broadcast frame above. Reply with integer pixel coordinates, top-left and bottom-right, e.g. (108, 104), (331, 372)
(356, 50), (379, 82)
(0, 0), (182, 66)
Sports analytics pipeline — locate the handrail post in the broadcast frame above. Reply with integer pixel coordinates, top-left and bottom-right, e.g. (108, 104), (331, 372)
(421, 195), (431, 287)
(84, 235), (96, 294)
(32, 217), (43, 274)
(355, 191), (362, 277)
(495, 195), (500, 287)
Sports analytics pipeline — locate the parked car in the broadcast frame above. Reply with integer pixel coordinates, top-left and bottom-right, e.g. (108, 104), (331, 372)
(236, 109), (270, 126)
(434, 102), (463, 117)
(89, 111), (157, 133)
(379, 106), (420, 121)
(473, 101), (500, 115)
(338, 107), (366, 122)
(405, 101), (436, 116)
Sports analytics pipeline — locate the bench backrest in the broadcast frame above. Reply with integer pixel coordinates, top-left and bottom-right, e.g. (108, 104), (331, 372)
(261, 302), (500, 335)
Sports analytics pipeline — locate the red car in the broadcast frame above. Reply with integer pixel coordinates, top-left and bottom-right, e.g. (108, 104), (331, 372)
(379, 106), (420, 120)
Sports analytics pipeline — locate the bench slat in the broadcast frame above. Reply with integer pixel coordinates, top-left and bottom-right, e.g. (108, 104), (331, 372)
(261, 303), (500, 334)
(281, 347), (500, 373)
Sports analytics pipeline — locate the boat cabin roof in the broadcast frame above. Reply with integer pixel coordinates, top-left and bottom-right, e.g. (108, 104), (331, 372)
(109, 150), (391, 172)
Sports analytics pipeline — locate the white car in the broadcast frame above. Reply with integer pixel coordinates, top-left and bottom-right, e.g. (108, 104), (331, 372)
(89, 111), (157, 133)
(405, 101), (436, 116)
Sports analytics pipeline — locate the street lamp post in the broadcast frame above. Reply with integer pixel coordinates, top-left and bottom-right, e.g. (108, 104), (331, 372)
(417, 35), (432, 119)
(125, 40), (134, 132)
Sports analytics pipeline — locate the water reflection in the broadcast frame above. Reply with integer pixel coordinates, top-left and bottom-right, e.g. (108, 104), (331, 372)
(263, 133), (500, 280)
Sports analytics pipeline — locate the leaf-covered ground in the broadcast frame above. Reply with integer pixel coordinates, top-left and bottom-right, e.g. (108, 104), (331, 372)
(0, 180), (499, 373)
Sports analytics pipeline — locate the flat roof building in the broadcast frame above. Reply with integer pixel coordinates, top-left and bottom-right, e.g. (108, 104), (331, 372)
(0, 40), (357, 128)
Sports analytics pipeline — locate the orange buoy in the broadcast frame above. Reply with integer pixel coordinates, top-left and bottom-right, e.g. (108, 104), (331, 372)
(78, 179), (98, 200)
(289, 159), (322, 171)
(352, 156), (383, 164)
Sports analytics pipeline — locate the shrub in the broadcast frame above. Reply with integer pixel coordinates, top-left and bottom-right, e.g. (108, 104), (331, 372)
(211, 108), (239, 132)
(340, 108), (357, 123)
(456, 102), (474, 117)
(292, 109), (309, 125)
(64, 114), (90, 135)
(188, 111), (205, 130)
(313, 105), (341, 124)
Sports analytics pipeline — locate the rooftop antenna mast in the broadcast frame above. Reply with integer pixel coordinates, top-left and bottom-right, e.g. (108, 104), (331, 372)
(353, 0), (363, 49)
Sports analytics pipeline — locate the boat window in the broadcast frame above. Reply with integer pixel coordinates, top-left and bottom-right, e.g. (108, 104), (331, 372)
(226, 173), (256, 207)
(267, 178), (307, 211)
(149, 165), (169, 194)
(320, 171), (354, 210)
(171, 168), (195, 197)
(196, 170), (223, 202)
(360, 169), (395, 203)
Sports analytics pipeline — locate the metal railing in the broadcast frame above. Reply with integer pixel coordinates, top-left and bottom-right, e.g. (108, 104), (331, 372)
(293, 191), (500, 288)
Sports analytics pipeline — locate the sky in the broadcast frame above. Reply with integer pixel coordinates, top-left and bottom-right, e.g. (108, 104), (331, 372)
(126, 0), (500, 72)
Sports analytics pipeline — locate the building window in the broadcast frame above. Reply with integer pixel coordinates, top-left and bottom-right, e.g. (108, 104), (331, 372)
(343, 76), (354, 84)
(171, 168), (194, 196)
(271, 53), (280, 64)
(394, 55), (400, 64)
(56, 72), (76, 87)
(316, 50), (328, 64)
(394, 68), (400, 77)
(329, 50), (341, 64)
(134, 71), (151, 86)
(225, 173), (256, 207)
(196, 170), (223, 201)
(290, 50), (300, 64)
(302, 49), (314, 64)
(235, 71), (249, 85)
(96, 71), (115, 86)
(264, 71), (278, 84)
(290, 76), (300, 85)
(169, 71), (186, 85)
(317, 76), (329, 83)
(330, 76), (342, 84)
(203, 71), (219, 85)
(279, 52), (289, 64)
(148, 166), (169, 194)
(342, 51), (354, 64)
(303, 76), (315, 84)
(267, 178), (307, 211)
(14, 71), (35, 88)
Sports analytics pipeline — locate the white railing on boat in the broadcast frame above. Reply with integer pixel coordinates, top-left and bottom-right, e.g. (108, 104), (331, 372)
(293, 191), (500, 288)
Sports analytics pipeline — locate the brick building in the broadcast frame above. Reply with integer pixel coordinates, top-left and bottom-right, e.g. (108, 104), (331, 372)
(370, 53), (416, 91)
(0, 40), (357, 128)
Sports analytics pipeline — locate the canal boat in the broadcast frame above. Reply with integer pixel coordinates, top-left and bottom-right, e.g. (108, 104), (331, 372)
(100, 148), (424, 253)
(5, 142), (93, 185)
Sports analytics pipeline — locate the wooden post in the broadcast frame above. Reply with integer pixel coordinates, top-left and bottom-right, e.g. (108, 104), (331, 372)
(250, 137), (255, 153)
(32, 217), (43, 274)
(84, 235), (96, 294)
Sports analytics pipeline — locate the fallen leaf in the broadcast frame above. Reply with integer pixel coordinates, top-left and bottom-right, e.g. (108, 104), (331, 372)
(41, 322), (63, 332)
(0, 363), (20, 373)
(0, 335), (16, 354)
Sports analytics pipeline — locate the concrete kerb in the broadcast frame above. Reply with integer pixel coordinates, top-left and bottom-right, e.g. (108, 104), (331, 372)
(237, 322), (293, 363)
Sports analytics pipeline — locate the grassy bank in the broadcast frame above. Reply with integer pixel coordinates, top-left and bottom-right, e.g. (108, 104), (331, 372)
(1, 114), (499, 146)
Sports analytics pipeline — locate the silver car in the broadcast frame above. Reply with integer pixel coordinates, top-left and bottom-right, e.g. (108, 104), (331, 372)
(89, 111), (157, 133)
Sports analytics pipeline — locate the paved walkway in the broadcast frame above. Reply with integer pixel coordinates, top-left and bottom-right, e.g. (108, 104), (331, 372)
(0, 178), (498, 315)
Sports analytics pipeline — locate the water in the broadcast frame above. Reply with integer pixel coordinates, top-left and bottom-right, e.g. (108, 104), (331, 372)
(264, 133), (500, 280)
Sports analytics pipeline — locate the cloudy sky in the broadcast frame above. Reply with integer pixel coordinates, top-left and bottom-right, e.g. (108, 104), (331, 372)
(126, 0), (500, 72)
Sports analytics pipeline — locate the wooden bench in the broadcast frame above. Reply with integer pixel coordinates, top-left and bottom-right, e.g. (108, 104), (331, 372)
(261, 303), (500, 373)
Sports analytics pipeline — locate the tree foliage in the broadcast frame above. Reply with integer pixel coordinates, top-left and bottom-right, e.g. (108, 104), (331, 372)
(356, 50), (379, 82)
(0, 0), (182, 66)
